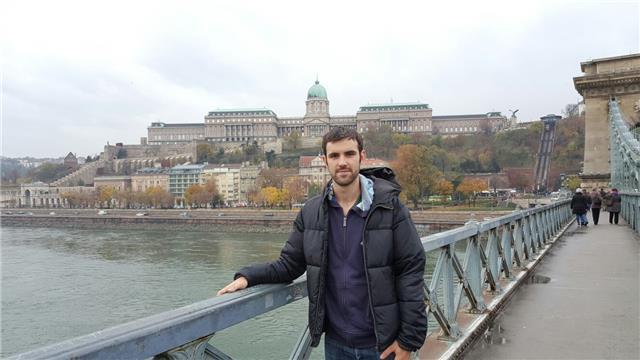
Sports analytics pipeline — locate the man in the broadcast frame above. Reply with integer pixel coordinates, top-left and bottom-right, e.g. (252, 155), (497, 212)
(570, 188), (589, 227)
(217, 127), (427, 360)
(607, 188), (622, 224)
(589, 188), (602, 225)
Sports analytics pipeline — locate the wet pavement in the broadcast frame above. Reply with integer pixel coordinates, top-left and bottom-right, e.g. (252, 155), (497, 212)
(465, 216), (640, 359)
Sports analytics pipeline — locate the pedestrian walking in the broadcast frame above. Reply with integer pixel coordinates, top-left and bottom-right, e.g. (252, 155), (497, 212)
(608, 188), (622, 224)
(570, 188), (589, 227)
(589, 188), (602, 225)
(217, 127), (427, 360)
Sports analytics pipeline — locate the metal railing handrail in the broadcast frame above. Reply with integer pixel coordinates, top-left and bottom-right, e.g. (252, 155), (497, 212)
(10, 200), (573, 360)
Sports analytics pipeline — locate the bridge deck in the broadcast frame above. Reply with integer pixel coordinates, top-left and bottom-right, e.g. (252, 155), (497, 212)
(465, 216), (639, 359)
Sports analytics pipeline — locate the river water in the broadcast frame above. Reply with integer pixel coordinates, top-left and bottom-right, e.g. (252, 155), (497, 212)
(1, 226), (313, 359)
(2, 225), (448, 359)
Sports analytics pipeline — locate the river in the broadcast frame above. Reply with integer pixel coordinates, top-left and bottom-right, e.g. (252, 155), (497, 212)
(1, 226), (313, 359)
(2, 225), (449, 359)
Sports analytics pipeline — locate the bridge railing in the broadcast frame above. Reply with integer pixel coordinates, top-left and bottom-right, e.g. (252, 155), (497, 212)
(621, 192), (640, 234)
(609, 100), (640, 234)
(609, 100), (640, 191)
(10, 200), (572, 360)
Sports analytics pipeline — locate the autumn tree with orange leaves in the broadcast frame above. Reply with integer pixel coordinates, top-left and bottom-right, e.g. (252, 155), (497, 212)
(392, 144), (442, 208)
(456, 178), (488, 206)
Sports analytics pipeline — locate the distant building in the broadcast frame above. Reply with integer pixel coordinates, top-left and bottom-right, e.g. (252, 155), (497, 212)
(147, 79), (508, 147)
(168, 164), (206, 205)
(131, 168), (169, 193)
(147, 122), (205, 145)
(432, 113), (509, 136)
(93, 176), (132, 192)
(202, 163), (242, 204)
(238, 161), (269, 203)
(64, 152), (79, 170)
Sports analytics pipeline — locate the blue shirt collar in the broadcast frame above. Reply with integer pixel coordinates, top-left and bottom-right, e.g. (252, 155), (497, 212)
(328, 174), (374, 212)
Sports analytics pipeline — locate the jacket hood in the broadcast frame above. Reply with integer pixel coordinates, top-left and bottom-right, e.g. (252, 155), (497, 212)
(360, 167), (401, 205)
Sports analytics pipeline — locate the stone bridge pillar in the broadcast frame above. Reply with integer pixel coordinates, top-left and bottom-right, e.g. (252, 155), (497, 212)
(574, 53), (640, 188)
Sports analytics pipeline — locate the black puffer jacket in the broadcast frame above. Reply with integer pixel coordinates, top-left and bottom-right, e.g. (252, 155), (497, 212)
(236, 167), (427, 352)
(570, 192), (589, 214)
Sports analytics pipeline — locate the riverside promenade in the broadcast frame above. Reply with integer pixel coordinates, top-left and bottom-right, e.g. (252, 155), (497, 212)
(465, 216), (640, 359)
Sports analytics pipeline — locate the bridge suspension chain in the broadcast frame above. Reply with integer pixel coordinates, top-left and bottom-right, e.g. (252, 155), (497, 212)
(609, 100), (640, 191)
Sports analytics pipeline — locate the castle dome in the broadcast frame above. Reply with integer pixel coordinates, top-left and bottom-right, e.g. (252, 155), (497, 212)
(307, 80), (327, 100)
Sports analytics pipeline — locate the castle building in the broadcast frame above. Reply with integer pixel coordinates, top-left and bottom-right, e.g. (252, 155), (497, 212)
(146, 80), (508, 146)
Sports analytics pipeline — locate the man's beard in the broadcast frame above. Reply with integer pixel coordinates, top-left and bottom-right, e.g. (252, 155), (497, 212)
(331, 167), (359, 187)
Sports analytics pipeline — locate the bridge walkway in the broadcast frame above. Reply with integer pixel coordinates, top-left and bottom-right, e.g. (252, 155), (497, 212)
(465, 216), (639, 359)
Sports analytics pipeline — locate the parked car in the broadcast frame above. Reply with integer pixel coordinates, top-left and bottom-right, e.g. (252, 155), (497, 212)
(98, 210), (108, 215)
(135, 212), (148, 217)
(49, 212), (56, 215)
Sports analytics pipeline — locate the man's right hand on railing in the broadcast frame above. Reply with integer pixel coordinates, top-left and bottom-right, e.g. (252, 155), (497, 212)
(217, 276), (248, 296)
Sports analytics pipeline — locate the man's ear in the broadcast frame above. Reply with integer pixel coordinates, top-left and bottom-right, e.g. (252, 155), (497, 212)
(322, 155), (327, 166)
(360, 150), (367, 162)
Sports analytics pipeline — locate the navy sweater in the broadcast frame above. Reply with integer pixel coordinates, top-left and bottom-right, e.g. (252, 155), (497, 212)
(324, 197), (377, 348)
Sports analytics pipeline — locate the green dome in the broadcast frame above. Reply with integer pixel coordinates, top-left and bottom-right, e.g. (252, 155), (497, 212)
(307, 80), (327, 99)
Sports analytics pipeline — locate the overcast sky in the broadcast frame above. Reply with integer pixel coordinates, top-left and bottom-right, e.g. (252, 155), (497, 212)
(1, 0), (638, 158)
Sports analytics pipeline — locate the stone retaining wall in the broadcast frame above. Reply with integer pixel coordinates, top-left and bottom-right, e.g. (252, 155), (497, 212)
(1, 215), (457, 235)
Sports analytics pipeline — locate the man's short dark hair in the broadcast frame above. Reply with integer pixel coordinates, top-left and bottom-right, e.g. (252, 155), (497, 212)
(322, 127), (363, 155)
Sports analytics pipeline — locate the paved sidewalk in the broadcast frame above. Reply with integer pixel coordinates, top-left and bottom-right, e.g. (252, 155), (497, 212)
(466, 215), (640, 359)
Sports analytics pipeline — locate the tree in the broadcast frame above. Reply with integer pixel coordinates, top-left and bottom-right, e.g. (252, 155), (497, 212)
(265, 150), (276, 167)
(30, 163), (70, 183)
(184, 184), (205, 208)
(204, 180), (222, 208)
(504, 168), (533, 192)
(435, 179), (454, 196)
(197, 143), (215, 163)
(283, 177), (307, 207)
(98, 186), (117, 208)
(563, 103), (580, 118)
(362, 125), (395, 159)
(283, 130), (301, 150)
(456, 178), (488, 206)
(392, 144), (442, 208)
(261, 186), (280, 208)
(257, 168), (292, 188)
(145, 186), (174, 208)
(566, 175), (582, 192)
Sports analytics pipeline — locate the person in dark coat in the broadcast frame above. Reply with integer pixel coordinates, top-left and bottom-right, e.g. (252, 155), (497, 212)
(570, 188), (589, 226)
(589, 188), (602, 225)
(608, 188), (622, 224)
(217, 127), (427, 360)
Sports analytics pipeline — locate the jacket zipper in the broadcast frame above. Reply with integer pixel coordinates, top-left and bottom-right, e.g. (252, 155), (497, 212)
(343, 215), (348, 296)
(361, 202), (393, 350)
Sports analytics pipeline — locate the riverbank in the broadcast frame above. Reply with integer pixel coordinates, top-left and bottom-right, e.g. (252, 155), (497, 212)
(1, 208), (511, 235)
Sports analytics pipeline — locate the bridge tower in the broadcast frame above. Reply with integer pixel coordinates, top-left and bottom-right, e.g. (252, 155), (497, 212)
(573, 53), (640, 188)
(533, 114), (561, 193)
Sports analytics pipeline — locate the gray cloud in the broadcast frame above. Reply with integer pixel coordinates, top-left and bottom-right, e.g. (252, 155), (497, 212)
(1, 1), (638, 158)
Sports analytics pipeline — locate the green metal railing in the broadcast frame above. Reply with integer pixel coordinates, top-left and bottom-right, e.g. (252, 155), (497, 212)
(609, 100), (640, 233)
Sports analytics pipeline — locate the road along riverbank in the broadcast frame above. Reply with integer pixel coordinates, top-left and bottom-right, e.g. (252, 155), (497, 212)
(1, 208), (511, 234)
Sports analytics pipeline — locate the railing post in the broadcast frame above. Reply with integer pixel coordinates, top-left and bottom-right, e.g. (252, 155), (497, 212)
(500, 224), (513, 278)
(442, 244), (461, 339)
(461, 221), (487, 313)
(485, 228), (501, 292)
(512, 219), (525, 268)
